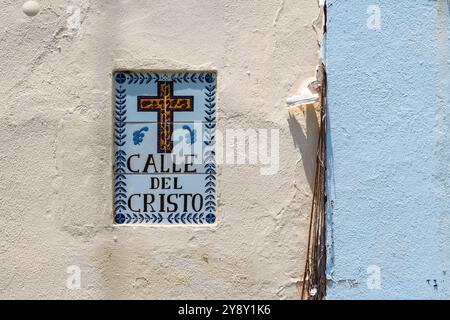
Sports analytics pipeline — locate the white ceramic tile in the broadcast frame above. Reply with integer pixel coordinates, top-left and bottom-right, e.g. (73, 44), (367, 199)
(114, 71), (217, 225)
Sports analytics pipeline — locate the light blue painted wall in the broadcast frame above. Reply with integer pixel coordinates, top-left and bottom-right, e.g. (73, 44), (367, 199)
(325, 0), (450, 299)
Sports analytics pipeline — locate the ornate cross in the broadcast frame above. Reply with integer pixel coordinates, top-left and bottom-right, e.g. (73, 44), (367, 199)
(138, 81), (194, 153)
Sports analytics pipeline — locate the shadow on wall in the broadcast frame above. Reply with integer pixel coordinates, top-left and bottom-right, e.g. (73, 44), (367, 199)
(287, 104), (320, 191)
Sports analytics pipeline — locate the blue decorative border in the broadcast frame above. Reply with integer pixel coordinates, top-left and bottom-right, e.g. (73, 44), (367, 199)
(113, 72), (216, 225)
(167, 212), (206, 224)
(114, 75), (128, 224)
(118, 71), (215, 85)
(171, 72), (214, 84)
(203, 82), (217, 224)
(127, 72), (158, 85)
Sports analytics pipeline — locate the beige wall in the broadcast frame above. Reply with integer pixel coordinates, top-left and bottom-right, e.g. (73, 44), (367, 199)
(0, 0), (320, 299)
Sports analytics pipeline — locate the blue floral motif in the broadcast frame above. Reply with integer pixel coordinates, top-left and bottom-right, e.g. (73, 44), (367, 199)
(115, 73), (126, 84)
(182, 125), (196, 144)
(133, 126), (149, 145)
(205, 213), (216, 224)
(115, 213), (126, 224)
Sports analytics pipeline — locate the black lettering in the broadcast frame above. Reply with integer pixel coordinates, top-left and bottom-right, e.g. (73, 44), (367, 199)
(161, 177), (171, 189)
(159, 193), (165, 212)
(127, 154), (140, 173)
(128, 194), (141, 212)
(184, 154), (197, 173)
(192, 194), (203, 212)
(173, 177), (182, 189)
(143, 194), (155, 212)
(166, 194), (178, 213)
(180, 193), (190, 212)
(143, 154), (157, 173)
(150, 177), (159, 189)
(171, 155), (182, 173)
(160, 154), (169, 173)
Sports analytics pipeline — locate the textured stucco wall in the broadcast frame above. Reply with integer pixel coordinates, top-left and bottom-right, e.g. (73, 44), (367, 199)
(0, 0), (320, 299)
(326, 0), (450, 299)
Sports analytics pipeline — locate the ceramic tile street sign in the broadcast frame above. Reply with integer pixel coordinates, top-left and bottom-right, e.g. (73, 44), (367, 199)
(113, 71), (217, 225)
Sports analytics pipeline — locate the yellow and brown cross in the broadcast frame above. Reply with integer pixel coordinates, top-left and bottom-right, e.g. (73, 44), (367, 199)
(137, 81), (194, 153)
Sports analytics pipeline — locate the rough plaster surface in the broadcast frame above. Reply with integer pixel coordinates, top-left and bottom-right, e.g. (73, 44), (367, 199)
(326, 0), (450, 299)
(0, 0), (320, 299)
